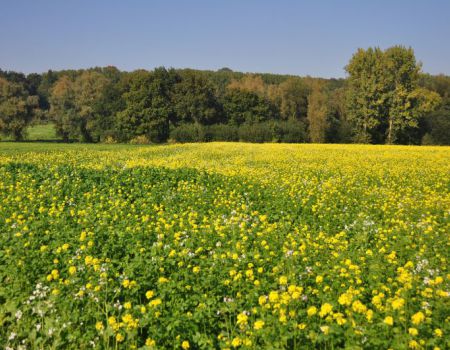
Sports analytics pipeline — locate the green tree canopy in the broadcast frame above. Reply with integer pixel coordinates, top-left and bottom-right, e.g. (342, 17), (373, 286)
(346, 46), (441, 144)
(0, 77), (38, 140)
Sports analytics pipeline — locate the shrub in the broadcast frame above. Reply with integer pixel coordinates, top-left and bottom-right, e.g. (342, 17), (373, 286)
(238, 123), (273, 143)
(129, 135), (151, 144)
(421, 133), (435, 145)
(205, 124), (239, 142)
(103, 135), (117, 144)
(170, 124), (202, 143)
(275, 120), (309, 143)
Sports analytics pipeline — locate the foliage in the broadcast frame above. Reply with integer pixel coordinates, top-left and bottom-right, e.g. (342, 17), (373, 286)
(0, 77), (38, 141)
(346, 46), (441, 144)
(307, 82), (329, 143)
(172, 70), (221, 125)
(222, 89), (277, 126)
(1, 46), (449, 145)
(115, 68), (176, 143)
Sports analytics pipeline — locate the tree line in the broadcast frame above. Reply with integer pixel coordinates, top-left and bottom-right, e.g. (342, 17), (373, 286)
(1, 46), (449, 145)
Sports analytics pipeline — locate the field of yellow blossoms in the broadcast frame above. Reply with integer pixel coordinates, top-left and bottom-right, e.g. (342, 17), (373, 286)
(0, 142), (449, 349)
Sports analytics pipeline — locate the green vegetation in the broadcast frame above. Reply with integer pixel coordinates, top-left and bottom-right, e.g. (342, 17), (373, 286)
(1, 46), (449, 144)
(26, 123), (57, 140)
(0, 123), (57, 142)
(0, 143), (448, 349)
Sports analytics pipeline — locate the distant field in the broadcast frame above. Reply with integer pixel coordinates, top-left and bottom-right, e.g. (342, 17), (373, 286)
(25, 123), (58, 140)
(0, 143), (449, 349)
(0, 123), (58, 142)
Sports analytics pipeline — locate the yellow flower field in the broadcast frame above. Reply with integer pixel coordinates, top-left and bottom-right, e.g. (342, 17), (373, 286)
(0, 143), (449, 349)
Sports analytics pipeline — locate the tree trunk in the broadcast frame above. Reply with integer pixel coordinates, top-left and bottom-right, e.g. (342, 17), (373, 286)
(14, 129), (23, 141)
(387, 118), (393, 144)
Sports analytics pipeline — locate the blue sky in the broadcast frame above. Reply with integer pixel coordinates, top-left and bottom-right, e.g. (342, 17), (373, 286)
(1, 0), (449, 77)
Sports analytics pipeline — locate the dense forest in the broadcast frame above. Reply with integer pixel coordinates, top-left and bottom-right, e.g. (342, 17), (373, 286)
(1, 46), (449, 144)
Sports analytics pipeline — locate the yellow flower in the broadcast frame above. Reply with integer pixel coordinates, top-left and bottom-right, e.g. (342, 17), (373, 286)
(254, 320), (265, 330)
(95, 321), (104, 331)
(316, 275), (323, 284)
(158, 277), (169, 283)
(122, 279), (130, 288)
(146, 290), (155, 299)
(258, 295), (267, 305)
(338, 292), (352, 306)
(366, 309), (374, 322)
(352, 300), (367, 313)
(434, 328), (443, 337)
(68, 266), (77, 275)
(237, 312), (248, 326)
(231, 337), (241, 348)
(384, 316), (394, 326)
(411, 311), (425, 325)
(116, 333), (124, 342)
(409, 340), (420, 349)
(192, 266), (200, 273)
(307, 306), (317, 317)
(319, 303), (333, 317)
(268, 291), (279, 303)
(181, 340), (190, 349)
(408, 328), (418, 336)
(149, 298), (162, 307)
(146, 338), (156, 347)
(391, 297), (405, 310)
(279, 275), (288, 285)
(320, 325), (330, 335)
(124, 302), (132, 309)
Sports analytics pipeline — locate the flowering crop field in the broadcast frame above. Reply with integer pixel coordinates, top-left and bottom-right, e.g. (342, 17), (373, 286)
(0, 143), (449, 350)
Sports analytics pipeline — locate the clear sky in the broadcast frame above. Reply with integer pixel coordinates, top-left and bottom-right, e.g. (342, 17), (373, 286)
(1, 0), (449, 78)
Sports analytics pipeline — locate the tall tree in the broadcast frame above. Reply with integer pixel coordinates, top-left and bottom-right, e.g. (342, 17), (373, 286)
(345, 47), (387, 143)
(222, 88), (276, 125)
(49, 72), (108, 142)
(172, 70), (221, 125)
(307, 82), (329, 143)
(385, 48), (442, 143)
(0, 77), (38, 140)
(346, 46), (440, 144)
(72, 71), (109, 142)
(228, 74), (267, 96)
(49, 76), (77, 141)
(116, 68), (177, 143)
(268, 78), (310, 120)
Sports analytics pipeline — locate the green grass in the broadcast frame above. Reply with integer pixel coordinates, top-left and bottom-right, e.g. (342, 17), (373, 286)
(25, 123), (58, 140)
(0, 123), (58, 141)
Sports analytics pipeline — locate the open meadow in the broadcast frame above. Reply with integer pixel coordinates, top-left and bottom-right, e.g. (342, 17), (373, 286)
(0, 143), (449, 349)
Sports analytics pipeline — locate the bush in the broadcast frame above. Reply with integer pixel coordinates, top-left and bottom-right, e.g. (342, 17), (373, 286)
(103, 135), (117, 144)
(421, 133), (435, 145)
(129, 135), (151, 144)
(204, 124), (239, 142)
(170, 121), (308, 144)
(275, 120), (309, 143)
(238, 123), (273, 143)
(170, 124), (202, 143)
